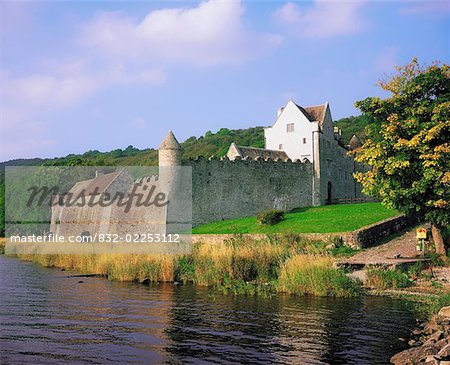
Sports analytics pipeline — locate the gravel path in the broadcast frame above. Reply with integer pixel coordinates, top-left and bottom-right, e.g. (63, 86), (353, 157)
(340, 225), (450, 290)
(341, 226), (426, 265)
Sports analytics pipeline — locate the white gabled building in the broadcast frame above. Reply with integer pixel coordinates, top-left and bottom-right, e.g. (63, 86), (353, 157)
(264, 100), (332, 162)
(227, 100), (365, 206)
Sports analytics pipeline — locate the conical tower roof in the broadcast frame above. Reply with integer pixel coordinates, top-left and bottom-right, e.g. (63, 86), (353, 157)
(159, 130), (181, 150)
(348, 134), (362, 150)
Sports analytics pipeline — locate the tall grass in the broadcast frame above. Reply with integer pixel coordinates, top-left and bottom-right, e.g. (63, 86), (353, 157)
(18, 253), (177, 282)
(278, 255), (361, 297)
(0, 238), (5, 255)
(190, 238), (287, 294)
(366, 268), (412, 290)
(13, 236), (361, 298)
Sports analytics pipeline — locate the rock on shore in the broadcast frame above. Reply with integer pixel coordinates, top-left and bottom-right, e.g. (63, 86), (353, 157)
(391, 306), (450, 365)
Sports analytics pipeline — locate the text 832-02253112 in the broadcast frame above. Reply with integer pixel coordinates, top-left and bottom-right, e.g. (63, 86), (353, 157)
(95, 233), (181, 243)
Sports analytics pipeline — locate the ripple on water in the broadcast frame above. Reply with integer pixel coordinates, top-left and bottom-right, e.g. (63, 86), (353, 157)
(0, 256), (417, 365)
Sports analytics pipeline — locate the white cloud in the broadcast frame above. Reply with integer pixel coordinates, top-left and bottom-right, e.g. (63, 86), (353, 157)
(274, 1), (367, 39)
(4, 73), (100, 108)
(1, 0), (280, 160)
(2, 64), (166, 109)
(2, 0), (275, 133)
(0, 64), (166, 160)
(78, 0), (281, 66)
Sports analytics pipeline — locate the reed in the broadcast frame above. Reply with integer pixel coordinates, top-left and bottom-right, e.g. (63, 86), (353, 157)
(366, 268), (412, 290)
(11, 237), (361, 298)
(278, 254), (361, 297)
(0, 238), (5, 255)
(192, 238), (285, 288)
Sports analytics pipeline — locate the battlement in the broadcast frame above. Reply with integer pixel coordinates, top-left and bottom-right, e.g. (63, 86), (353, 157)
(185, 155), (312, 170)
(134, 175), (159, 184)
(186, 153), (314, 226)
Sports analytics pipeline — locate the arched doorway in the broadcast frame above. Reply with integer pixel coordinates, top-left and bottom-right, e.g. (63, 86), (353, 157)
(327, 181), (332, 204)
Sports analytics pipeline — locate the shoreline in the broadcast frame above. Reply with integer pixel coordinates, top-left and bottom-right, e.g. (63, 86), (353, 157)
(3, 249), (446, 309)
(2, 248), (450, 364)
(390, 307), (450, 365)
(0, 236), (447, 301)
(1, 251), (447, 307)
(0, 253), (422, 365)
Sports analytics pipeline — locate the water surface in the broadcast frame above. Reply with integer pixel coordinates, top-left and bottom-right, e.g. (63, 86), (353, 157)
(0, 255), (417, 364)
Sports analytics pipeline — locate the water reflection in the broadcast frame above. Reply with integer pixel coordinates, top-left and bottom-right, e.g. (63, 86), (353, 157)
(164, 289), (416, 365)
(0, 256), (416, 364)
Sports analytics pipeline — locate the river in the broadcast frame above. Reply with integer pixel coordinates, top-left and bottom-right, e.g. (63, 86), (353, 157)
(0, 255), (419, 364)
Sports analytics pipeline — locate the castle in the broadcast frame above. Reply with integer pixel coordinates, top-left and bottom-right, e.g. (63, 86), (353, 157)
(50, 100), (366, 236)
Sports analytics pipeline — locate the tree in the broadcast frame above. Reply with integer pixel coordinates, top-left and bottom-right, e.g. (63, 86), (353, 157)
(353, 59), (450, 255)
(334, 114), (374, 145)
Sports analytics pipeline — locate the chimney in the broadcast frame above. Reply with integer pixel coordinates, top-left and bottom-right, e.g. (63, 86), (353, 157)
(277, 107), (284, 118)
(333, 126), (342, 141)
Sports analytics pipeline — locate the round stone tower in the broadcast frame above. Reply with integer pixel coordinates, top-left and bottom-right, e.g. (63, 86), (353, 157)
(159, 130), (181, 167)
(159, 131), (182, 234)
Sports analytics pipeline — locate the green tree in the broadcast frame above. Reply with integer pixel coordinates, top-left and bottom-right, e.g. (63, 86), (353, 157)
(334, 114), (374, 144)
(353, 59), (450, 254)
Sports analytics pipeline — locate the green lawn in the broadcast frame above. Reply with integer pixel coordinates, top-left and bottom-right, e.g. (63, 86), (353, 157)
(192, 202), (399, 234)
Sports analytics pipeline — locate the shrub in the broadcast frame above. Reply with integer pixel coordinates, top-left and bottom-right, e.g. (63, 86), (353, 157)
(257, 209), (285, 225)
(425, 252), (447, 267)
(407, 261), (429, 280)
(366, 268), (412, 290)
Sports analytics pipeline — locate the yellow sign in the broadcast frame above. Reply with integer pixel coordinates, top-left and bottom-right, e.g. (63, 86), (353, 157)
(416, 227), (427, 239)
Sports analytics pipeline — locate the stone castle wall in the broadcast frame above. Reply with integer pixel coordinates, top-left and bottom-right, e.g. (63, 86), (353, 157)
(185, 157), (313, 226)
(318, 133), (366, 204)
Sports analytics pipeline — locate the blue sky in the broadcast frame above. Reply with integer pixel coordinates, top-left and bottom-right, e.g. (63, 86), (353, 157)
(1, 0), (449, 161)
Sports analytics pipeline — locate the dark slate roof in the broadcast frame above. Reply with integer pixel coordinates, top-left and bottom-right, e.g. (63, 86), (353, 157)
(159, 131), (181, 150)
(234, 145), (289, 161)
(68, 170), (122, 196)
(294, 102), (327, 126)
(348, 135), (362, 150)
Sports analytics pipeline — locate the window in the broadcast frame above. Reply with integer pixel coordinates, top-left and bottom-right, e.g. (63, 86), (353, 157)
(286, 123), (295, 132)
(279, 144), (283, 150)
(303, 138), (307, 144)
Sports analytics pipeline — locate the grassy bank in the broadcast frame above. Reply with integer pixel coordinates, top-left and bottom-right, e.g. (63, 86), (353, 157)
(364, 254), (450, 318)
(376, 291), (450, 319)
(192, 202), (398, 234)
(13, 236), (361, 297)
(279, 255), (360, 297)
